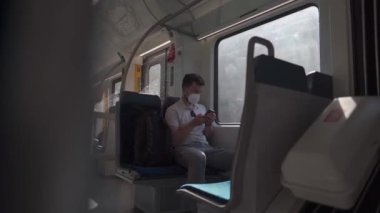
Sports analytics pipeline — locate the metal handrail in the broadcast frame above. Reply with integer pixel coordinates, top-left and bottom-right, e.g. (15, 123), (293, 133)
(120, 0), (204, 90)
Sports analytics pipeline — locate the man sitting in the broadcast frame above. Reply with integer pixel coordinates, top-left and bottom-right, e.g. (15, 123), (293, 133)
(165, 73), (234, 183)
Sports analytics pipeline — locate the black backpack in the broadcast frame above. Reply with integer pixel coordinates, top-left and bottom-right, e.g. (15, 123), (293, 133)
(133, 110), (173, 166)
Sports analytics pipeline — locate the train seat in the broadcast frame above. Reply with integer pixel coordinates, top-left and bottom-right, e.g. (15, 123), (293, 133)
(115, 93), (220, 181)
(179, 181), (230, 206)
(282, 97), (380, 209)
(115, 91), (187, 181)
(177, 37), (331, 213)
(115, 92), (224, 212)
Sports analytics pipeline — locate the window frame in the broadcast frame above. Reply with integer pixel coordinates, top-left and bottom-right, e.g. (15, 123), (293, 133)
(214, 4), (319, 125)
(110, 76), (122, 107)
(141, 49), (167, 98)
(111, 77), (122, 94)
(147, 63), (162, 96)
(141, 62), (162, 96)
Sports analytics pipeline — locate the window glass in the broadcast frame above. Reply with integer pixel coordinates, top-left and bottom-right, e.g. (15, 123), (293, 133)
(217, 6), (320, 123)
(110, 77), (121, 107)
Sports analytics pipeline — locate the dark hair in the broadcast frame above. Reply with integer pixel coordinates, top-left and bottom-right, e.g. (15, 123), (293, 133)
(182, 73), (205, 88)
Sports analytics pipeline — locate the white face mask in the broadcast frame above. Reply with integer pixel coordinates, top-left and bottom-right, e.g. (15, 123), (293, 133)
(188, 93), (200, 105)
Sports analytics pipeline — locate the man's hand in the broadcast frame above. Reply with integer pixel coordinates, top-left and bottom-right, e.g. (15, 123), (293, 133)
(191, 114), (205, 126)
(204, 111), (216, 126)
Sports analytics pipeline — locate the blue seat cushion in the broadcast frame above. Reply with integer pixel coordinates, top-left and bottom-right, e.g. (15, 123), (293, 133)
(120, 164), (221, 180)
(179, 181), (231, 204)
(133, 165), (186, 178)
(118, 164), (187, 180)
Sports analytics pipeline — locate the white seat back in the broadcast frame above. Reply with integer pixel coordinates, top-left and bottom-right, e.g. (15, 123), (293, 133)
(227, 36), (331, 213)
(228, 83), (329, 212)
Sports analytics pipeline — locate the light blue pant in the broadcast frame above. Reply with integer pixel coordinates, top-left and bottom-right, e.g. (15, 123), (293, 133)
(175, 142), (234, 183)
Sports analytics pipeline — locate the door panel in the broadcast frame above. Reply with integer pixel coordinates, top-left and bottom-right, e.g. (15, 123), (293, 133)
(141, 50), (168, 98)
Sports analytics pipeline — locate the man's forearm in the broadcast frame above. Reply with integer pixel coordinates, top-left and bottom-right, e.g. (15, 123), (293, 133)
(203, 125), (214, 140)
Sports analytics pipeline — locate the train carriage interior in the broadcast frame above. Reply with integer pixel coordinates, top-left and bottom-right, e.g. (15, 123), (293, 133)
(1, 0), (380, 212)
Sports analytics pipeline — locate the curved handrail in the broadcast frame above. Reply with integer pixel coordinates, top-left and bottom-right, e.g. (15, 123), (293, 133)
(247, 36), (275, 60)
(120, 0), (203, 90)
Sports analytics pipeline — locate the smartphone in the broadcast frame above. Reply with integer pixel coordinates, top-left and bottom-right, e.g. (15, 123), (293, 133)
(190, 110), (196, 117)
(206, 109), (215, 114)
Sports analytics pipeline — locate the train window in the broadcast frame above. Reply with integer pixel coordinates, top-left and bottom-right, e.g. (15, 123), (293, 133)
(142, 63), (161, 96)
(216, 6), (320, 124)
(110, 77), (122, 106)
(94, 76), (121, 112)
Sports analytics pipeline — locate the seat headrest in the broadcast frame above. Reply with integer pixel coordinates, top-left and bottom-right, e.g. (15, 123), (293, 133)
(306, 72), (333, 98)
(253, 55), (308, 92)
(119, 91), (161, 111)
